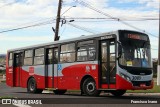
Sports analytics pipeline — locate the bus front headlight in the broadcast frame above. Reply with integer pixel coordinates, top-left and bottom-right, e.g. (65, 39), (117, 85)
(120, 73), (131, 82)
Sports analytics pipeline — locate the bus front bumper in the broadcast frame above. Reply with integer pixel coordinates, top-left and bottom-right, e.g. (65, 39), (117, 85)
(116, 74), (154, 90)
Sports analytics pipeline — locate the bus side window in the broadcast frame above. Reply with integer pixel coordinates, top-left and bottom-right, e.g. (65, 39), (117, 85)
(9, 53), (13, 67)
(77, 47), (87, 61)
(15, 54), (19, 66)
(24, 50), (33, 66)
(60, 43), (75, 62)
(60, 54), (67, 62)
(47, 49), (53, 64)
(88, 46), (96, 60)
(53, 48), (58, 63)
(34, 48), (44, 65)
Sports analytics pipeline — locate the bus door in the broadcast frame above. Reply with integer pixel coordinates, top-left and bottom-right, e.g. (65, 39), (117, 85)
(100, 39), (116, 89)
(46, 47), (58, 88)
(13, 52), (23, 87)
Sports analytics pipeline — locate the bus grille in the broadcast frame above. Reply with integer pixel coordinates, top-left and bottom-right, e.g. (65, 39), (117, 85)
(131, 81), (151, 86)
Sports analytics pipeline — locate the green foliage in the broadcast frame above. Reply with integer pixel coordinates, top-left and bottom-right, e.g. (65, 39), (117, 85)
(0, 70), (5, 75)
(127, 83), (160, 93)
(153, 73), (157, 78)
(1, 80), (6, 83)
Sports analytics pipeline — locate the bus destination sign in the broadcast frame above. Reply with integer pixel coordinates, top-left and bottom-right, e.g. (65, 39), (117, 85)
(126, 33), (148, 41)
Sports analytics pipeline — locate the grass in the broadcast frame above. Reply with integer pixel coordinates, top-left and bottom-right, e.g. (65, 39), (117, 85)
(127, 82), (160, 93)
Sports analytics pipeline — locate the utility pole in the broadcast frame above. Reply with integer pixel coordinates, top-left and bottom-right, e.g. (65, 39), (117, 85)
(157, 33), (160, 85)
(157, 4), (160, 85)
(157, 26), (160, 85)
(54, 0), (62, 41)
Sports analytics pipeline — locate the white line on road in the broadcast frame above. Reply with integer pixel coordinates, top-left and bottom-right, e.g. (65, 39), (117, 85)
(13, 103), (31, 107)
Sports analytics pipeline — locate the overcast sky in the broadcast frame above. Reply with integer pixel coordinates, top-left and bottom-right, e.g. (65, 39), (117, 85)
(0, 0), (159, 58)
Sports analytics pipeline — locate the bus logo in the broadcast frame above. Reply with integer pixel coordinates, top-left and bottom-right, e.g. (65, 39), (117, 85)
(86, 66), (90, 72)
(2, 99), (11, 104)
(58, 64), (62, 71)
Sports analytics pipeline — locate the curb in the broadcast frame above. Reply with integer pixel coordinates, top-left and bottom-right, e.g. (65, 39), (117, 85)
(126, 93), (160, 95)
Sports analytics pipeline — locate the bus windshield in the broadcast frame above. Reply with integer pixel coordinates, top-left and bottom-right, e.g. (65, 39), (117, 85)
(119, 39), (151, 68)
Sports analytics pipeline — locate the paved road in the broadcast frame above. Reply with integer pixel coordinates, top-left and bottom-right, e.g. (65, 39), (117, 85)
(0, 83), (160, 106)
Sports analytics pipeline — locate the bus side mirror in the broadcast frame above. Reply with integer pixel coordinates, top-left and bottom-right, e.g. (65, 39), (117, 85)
(117, 41), (122, 59)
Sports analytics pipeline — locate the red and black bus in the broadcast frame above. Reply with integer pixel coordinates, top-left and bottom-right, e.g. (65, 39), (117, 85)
(6, 30), (153, 96)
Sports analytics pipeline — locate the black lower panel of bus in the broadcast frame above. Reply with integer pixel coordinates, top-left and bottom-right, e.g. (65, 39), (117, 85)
(131, 81), (151, 86)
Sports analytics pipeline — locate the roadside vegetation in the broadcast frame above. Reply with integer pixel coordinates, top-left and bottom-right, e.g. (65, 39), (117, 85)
(0, 80), (6, 83)
(0, 70), (6, 83)
(0, 70), (5, 76)
(127, 82), (160, 93)
(47, 83), (160, 93)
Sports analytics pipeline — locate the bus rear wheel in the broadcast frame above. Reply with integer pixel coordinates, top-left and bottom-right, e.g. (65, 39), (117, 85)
(110, 90), (126, 96)
(27, 78), (43, 93)
(53, 90), (67, 95)
(82, 78), (100, 96)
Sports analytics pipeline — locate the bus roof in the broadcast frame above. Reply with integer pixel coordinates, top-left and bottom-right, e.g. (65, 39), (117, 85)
(7, 30), (147, 52)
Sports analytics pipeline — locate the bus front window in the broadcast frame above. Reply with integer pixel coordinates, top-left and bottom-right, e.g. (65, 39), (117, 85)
(119, 41), (151, 68)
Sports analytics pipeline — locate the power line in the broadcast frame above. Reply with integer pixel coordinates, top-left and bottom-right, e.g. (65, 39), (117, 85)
(61, 6), (76, 16)
(2, 18), (54, 31)
(0, 19), (56, 34)
(65, 17), (159, 21)
(0, 16), (157, 34)
(15, 18), (54, 28)
(75, 0), (158, 38)
(67, 22), (97, 34)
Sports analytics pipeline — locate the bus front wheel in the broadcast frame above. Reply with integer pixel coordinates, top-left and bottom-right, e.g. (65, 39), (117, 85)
(27, 78), (43, 93)
(82, 78), (100, 96)
(110, 90), (126, 96)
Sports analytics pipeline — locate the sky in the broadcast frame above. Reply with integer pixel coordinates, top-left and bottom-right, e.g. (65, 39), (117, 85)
(0, 0), (159, 58)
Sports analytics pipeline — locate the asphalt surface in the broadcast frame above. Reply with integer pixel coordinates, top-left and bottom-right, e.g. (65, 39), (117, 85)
(0, 83), (160, 106)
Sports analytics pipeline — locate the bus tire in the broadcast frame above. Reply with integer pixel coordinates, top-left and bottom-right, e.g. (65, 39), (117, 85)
(82, 78), (100, 96)
(53, 90), (67, 95)
(27, 78), (43, 93)
(110, 90), (126, 96)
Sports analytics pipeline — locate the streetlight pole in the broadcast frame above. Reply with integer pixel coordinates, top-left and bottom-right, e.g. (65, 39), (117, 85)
(54, 0), (62, 41)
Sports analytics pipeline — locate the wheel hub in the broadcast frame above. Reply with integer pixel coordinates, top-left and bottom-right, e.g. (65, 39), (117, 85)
(30, 82), (35, 91)
(86, 82), (95, 92)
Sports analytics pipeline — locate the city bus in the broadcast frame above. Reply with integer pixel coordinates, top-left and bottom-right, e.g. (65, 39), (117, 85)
(6, 30), (153, 96)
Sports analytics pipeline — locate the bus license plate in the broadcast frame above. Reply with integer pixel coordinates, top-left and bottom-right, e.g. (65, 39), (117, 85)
(140, 84), (146, 87)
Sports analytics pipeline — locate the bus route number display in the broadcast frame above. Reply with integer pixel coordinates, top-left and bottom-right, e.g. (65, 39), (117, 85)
(126, 33), (148, 41)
